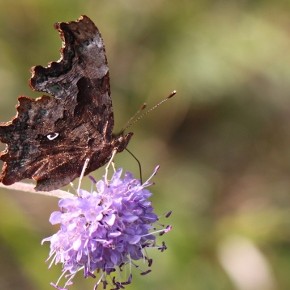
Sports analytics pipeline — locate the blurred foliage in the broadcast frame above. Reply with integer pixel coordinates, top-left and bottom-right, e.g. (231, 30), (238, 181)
(1, 0), (290, 289)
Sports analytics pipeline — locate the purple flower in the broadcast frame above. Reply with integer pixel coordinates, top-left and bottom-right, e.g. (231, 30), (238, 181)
(42, 166), (171, 290)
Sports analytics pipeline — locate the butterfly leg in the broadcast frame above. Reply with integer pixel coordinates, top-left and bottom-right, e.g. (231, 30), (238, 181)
(77, 158), (90, 193)
(104, 149), (117, 184)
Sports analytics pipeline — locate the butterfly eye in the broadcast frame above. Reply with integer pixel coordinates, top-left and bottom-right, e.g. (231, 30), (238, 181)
(46, 132), (59, 141)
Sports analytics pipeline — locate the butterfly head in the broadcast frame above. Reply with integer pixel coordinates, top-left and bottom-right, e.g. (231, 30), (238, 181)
(113, 132), (134, 153)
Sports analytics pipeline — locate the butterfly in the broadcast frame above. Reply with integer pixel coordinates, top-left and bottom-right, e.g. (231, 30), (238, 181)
(0, 15), (133, 191)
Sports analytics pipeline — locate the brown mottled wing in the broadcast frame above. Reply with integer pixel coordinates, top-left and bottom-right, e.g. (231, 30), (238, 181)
(0, 16), (119, 191)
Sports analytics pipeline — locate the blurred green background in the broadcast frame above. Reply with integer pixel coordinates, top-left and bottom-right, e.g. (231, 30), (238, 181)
(1, 0), (290, 289)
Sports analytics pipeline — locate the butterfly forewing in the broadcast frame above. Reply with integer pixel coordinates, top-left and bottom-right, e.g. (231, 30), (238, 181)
(0, 15), (132, 191)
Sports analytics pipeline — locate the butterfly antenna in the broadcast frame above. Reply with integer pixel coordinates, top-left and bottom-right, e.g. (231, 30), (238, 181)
(121, 90), (177, 133)
(125, 148), (143, 183)
(120, 90), (176, 182)
(121, 103), (147, 134)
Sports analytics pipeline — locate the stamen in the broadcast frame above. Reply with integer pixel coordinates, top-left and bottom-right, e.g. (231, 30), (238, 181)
(94, 272), (105, 290)
(140, 269), (151, 275)
(147, 258), (153, 267)
(165, 210), (172, 218)
(142, 165), (160, 187)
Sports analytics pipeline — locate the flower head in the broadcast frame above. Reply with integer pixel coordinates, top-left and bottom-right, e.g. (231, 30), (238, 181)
(43, 166), (171, 290)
